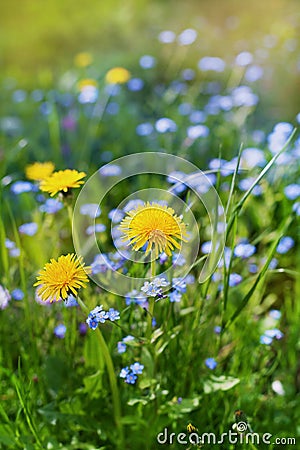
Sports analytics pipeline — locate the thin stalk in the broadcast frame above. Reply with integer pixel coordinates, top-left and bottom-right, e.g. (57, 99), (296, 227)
(147, 251), (156, 340)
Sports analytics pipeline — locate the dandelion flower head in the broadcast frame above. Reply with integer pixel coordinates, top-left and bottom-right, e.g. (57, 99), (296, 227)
(119, 201), (188, 258)
(34, 253), (90, 302)
(40, 169), (86, 196)
(105, 67), (131, 84)
(25, 162), (55, 181)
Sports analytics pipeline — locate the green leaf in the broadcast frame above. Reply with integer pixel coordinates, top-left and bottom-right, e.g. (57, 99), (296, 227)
(83, 370), (104, 398)
(204, 375), (240, 394)
(0, 424), (15, 446)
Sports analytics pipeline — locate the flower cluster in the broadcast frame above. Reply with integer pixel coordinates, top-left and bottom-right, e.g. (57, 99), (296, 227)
(86, 305), (120, 330)
(141, 277), (170, 298)
(119, 362), (144, 384)
(260, 328), (284, 345)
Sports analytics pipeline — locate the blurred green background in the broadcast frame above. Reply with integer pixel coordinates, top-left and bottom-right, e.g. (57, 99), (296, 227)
(1, 0), (300, 120)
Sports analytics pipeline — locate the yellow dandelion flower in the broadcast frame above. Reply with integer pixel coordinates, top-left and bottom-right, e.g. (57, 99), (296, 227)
(74, 52), (93, 68)
(119, 202), (188, 258)
(77, 78), (98, 91)
(40, 169), (86, 197)
(34, 253), (91, 302)
(105, 67), (131, 84)
(25, 162), (55, 181)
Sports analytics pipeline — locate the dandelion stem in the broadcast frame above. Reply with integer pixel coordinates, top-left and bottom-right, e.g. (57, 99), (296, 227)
(151, 252), (156, 279)
(147, 251), (156, 340)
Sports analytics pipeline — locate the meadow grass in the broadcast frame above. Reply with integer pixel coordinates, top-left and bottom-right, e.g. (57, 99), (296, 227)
(0, 18), (300, 450)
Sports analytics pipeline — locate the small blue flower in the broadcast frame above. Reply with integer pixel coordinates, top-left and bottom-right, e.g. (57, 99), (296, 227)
(130, 362), (144, 375)
(139, 55), (156, 69)
(284, 184), (300, 200)
(239, 178), (263, 196)
(99, 164), (122, 176)
(155, 118), (177, 133)
(268, 258), (278, 269)
(228, 273), (243, 287)
(86, 316), (99, 330)
(231, 85), (258, 107)
(172, 253), (186, 266)
(117, 342), (127, 354)
(123, 335), (135, 343)
(11, 181), (34, 194)
(120, 367), (130, 378)
(260, 335), (273, 345)
(249, 263), (258, 273)
(198, 56), (225, 72)
(19, 222), (38, 236)
(5, 238), (15, 249)
(169, 291), (182, 303)
(108, 208), (125, 223)
(276, 236), (294, 254)
(136, 122), (153, 136)
(234, 242), (256, 258)
(159, 252), (168, 264)
(264, 328), (284, 339)
(245, 65), (264, 82)
(153, 277), (170, 287)
(269, 309), (281, 320)
(64, 295), (78, 307)
(181, 68), (195, 81)
(187, 125), (209, 139)
(125, 373), (137, 384)
(214, 326), (222, 334)
(79, 322), (88, 336)
(127, 78), (144, 91)
(78, 86), (98, 104)
(178, 102), (192, 116)
(106, 102), (119, 115)
(54, 324), (66, 339)
(177, 28), (197, 45)
(172, 278), (187, 293)
(86, 223), (106, 235)
(292, 202), (300, 216)
(123, 199), (144, 212)
(235, 51), (253, 66)
(80, 203), (101, 218)
(10, 248), (20, 258)
(91, 254), (111, 274)
(201, 241), (213, 254)
(97, 310), (109, 324)
(125, 290), (147, 306)
(205, 357), (218, 370)
(241, 148), (266, 168)
(11, 288), (24, 301)
(185, 274), (195, 284)
(107, 308), (120, 321)
(39, 198), (63, 214)
(158, 30), (176, 44)
(189, 110), (206, 124)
